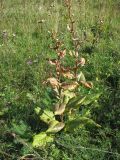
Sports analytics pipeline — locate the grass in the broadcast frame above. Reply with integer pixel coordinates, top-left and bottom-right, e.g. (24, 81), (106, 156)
(0, 0), (120, 159)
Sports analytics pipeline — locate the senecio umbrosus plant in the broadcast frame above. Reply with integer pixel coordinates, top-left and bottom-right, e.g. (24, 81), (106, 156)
(33, 0), (101, 148)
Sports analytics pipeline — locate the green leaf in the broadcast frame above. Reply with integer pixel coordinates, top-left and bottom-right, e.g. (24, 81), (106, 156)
(62, 90), (76, 104)
(35, 107), (41, 115)
(32, 132), (53, 148)
(26, 93), (36, 103)
(65, 117), (101, 132)
(35, 107), (55, 124)
(11, 121), (27, 136)
(46, 121), (65, 133)
(82, 93), (101, 105)
(0, 108), (8, 116)
(66, 93), (101, 111)
(66, 95), (86, 111)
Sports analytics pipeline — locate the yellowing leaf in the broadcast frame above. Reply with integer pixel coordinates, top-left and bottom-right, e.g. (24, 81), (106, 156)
(69, 50), (73, 56)
(46, 121), (65, 133)
(32, 132), (53, 148)
(77, 72), (86, 82)
(61, 90), (76, 104)
(35, 107), (55, 124)
(54, 103), (59, 112)
(54, 103), (66, 115)
(53, 87), (59, 98)
(75, 51), (79, 57)
(62, 90), (76, 99)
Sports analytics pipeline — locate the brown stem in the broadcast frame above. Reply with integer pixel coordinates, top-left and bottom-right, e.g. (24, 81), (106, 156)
(65, 0), (79, 79)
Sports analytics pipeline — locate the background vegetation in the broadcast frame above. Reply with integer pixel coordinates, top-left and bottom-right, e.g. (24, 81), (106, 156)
(0, 0), (120, 159)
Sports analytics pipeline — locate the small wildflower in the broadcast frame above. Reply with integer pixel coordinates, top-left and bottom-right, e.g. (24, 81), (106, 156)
(27, 60), (32, 65)
(38, 6), (42, 11)
(38, 19), (45, 23)
(12, 33), (16, 37)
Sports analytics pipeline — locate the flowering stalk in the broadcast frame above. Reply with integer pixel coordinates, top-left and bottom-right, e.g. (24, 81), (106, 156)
(65, 0), (81, 79)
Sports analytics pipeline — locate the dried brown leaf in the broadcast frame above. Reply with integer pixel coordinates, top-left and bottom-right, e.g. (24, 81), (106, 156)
(81, 81), (93, 88)
(48, 59), (58, 65)
(61, 82), (79, 90)
(62, 71), (74, 79)
(58, 49), (66, 58)
(78, 58), (86, 66)
(47, 77), (59, 88)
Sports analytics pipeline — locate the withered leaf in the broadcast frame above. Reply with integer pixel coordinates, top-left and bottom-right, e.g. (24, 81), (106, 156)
(58, 49), (66, 58)
(48, 59), (58, 65)
(81, 81), (93, 88)
(61, 82), (79, 90)
(78, 57), (86, 66)
(54, 103), (59, 112)
(54, 103), (66, 115)
(75, 51), (79, 57)
(77, 72), (86, 82)
(47, 77), (59, 88)
(62, 71), (74, 79)
(46, 121), (65, 133)
(61, 66), (71, 72)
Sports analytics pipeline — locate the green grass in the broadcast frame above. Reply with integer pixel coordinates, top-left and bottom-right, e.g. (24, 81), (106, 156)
(0, 0), (120, 159)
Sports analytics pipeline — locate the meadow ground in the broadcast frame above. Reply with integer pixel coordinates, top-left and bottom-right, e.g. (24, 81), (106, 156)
(0, 0), (120, 159)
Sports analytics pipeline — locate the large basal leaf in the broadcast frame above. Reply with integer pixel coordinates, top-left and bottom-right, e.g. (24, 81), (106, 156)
(46, 121), (65, 133)
(35, 107), (55, 124)
(32, 132), (53, 148)
(65, 117), (101, 132)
